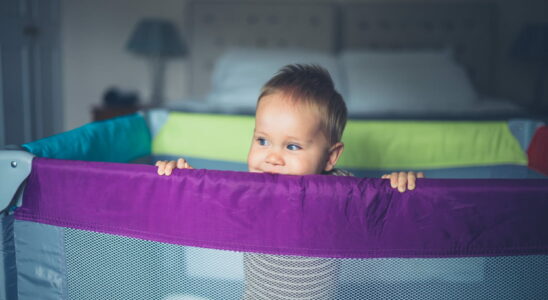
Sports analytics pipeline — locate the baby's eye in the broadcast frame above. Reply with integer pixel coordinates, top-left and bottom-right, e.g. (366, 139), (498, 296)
(286, 144), (302, 151)
(257, 138), (268, 146)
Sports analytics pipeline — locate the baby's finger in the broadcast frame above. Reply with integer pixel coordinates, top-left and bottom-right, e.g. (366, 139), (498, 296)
(407, 172), (417, 190)
(381, 174), (390, 179)
(417, 172), (425, 178)
(398, 171), (407, 192)
(156, 161), (166, 175)
(164, 161), (177, 176)
(177, 158), (186, 169)
(390, 172), (398, 188)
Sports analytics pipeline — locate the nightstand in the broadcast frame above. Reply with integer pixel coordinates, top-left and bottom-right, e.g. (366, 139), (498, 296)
(92, 105), (141, 121)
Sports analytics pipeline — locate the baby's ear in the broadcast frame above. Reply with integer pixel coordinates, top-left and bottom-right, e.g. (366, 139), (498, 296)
(324, 142), (344, 172)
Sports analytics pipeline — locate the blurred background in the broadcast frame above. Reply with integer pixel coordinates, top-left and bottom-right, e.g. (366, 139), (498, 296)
(1, 0), (547, 147)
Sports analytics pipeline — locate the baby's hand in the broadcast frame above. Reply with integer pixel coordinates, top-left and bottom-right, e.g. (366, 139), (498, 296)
(381, 171), (425, 193)
(155, 158), (193, 176)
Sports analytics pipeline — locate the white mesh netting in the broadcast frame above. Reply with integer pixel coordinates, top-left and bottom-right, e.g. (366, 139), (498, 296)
(65, 228), (548, 300)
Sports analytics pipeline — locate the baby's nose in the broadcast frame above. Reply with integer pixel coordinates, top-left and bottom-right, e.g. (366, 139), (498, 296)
(265, 151), (284, 166)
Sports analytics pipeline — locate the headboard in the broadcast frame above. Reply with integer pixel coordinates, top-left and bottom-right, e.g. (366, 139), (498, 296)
(341, 2), (496, 96)
(185, 1), (496, 98)
(187, 2), (336, 97)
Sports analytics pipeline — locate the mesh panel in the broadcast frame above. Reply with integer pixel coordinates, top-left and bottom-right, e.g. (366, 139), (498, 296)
(65, 228), (548, 300)
(65, 228), (243, 300)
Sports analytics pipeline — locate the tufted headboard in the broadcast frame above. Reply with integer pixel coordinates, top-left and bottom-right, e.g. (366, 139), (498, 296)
(340, 2), (496, 96)
(186, 2), (336, 97)
(185, 1), (496, 98)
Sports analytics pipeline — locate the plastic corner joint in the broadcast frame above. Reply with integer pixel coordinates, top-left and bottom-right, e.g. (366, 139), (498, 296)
(0, 148), (34, 214)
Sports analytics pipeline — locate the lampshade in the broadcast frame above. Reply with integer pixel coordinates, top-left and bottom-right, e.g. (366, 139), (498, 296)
(510, 23), (548, 62)
(126, 19), (187, 57)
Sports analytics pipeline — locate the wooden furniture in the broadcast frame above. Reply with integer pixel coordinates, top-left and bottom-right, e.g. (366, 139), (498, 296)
(92, 105), (141, 121)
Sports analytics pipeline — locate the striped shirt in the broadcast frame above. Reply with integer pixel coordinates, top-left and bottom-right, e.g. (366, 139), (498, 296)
(243, 169), (353, 300)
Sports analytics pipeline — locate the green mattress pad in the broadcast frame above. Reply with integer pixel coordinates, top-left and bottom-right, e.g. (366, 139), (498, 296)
(152, 112), (527, 170)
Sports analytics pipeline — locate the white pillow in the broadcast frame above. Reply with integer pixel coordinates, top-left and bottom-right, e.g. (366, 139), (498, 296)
(206, 48), (344, 110)
(345, 64), (478, 113)
(340, 49), (479, 113)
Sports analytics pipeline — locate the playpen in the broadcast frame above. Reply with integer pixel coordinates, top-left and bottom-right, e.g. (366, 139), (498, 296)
(1, 111), (547, 299)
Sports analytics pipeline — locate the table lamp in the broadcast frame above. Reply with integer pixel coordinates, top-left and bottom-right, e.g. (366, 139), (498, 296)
(510, 23), (548, 110)
(126, 19), (187, 106)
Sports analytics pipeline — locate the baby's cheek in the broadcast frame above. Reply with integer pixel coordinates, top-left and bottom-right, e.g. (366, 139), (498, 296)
(289, 158), (316, 175)
(246, 149), (256, 169)
(247, 151), (263, 172)
(246, 159), (256, 172)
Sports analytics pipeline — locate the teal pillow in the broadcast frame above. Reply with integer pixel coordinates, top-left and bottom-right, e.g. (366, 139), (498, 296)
(23, 114), (151, 162)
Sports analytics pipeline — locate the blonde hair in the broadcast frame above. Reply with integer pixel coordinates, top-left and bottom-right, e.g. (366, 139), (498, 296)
(257, 64), (347, 145)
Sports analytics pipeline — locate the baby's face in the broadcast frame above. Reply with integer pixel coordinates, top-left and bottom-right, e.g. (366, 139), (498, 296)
(247, 93), (332, 175)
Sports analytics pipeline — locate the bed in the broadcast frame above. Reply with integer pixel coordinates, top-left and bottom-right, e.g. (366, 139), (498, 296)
(1, 2), (548, 300)
(153, 0), (548, 178)
(173, 1), (540, 120)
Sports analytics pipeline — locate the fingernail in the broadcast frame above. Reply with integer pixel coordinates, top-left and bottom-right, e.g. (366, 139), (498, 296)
(398, 187), (405, 193)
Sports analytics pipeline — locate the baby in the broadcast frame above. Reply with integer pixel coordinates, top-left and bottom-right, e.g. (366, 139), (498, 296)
(157, 64), (422, 190)
(157, 64), (423, 298)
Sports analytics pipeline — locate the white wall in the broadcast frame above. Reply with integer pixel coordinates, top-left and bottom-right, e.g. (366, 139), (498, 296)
(61, 0), (189, 131)
(61, 0), (548, 131)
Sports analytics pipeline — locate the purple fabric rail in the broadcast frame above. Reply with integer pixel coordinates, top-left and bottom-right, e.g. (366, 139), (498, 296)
(15, 157), (548, 258)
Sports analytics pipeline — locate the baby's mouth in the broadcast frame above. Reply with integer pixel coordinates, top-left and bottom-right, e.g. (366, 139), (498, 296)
(256, 169), (280, 175)
(251, 168), (283, 175)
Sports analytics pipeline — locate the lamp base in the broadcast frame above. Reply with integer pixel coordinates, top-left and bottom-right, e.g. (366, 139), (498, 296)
(149, 57), (166, 107)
